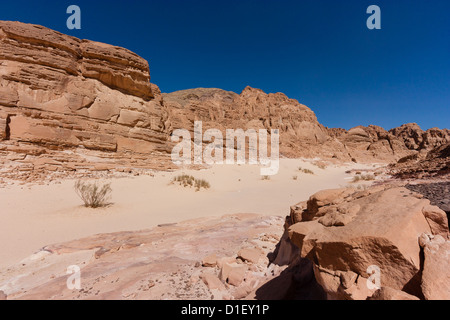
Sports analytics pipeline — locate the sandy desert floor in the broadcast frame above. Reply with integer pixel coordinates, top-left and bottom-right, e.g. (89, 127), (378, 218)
(0, 159), (380, 269)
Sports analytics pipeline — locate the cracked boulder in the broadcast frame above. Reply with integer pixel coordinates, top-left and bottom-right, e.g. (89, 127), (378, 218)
(288, 185), (450, 299)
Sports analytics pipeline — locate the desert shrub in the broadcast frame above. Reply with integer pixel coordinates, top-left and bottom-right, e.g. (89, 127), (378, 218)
(298, 167), (314, 175)
(173, 175), (210, 191)
(352, 174), (375, 183)
(292, 175), (298, 181)
(261, 175), (271, 181)
(313, 161), (327, 170)
(361, 174), (375, 181)
(173, 174), (195, 187)
(194, 179), (211, 191)
(74, 180), (112, 208)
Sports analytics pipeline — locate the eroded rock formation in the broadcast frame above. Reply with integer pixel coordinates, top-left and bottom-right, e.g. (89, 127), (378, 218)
(0, 214), (285, 300)
(287, 185), (450, 300)
(0, 21), (174, 184)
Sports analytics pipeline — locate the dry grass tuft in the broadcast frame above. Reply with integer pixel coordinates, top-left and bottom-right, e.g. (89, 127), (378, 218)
(74, 180), (112, 208)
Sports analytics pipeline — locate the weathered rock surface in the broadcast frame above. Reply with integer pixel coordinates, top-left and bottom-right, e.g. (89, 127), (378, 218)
(0, 21), (174, 184)
(1, 21), (449, 186)
(0, 214), (284, 300)
(419, 234), (450, 300)
(390, 123), (450, 152)
(406, 182), (450, 224)
(369, 287), (420, 300)
(164, 87), (330, 159)
(391, 143), (450, 179)
(288, 185), (450, 300)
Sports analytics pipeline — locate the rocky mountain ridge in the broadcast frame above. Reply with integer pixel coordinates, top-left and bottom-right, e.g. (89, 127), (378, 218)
(1, 21), (449, 184)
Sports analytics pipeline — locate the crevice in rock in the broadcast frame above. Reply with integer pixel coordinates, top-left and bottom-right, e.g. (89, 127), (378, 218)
(5, 115), (11, 140)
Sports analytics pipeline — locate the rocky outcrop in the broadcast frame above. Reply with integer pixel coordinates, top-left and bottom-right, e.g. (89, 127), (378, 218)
(0, 214), (284, 300)
(391, 143), (450, 179)
(164, 87), (330, 158)
(390, 123), (450, 151)
(287, 185), (450, 300)
(0, 21), (448, 185)
(0, 21), (173, 183)
(419, 234), (450, 300)
(0, 21), (170, 153)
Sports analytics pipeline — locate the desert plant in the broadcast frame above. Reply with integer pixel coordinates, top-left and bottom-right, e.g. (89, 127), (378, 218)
(298, 167), (314, 175)
(173, 174), (195, 187)
(313, 161), (327, 170)
(361, 174), (375, 181)
(74, 180), (112, 208)
(292, 175), (298, 181)
(172, 174), (210, 191)
(261, 175), (271, 181)
(352, 174), (375, 183)
(194, 179), (211, 192)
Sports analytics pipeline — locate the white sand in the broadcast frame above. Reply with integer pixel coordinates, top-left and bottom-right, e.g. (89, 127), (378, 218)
(0, 159), (377, 269)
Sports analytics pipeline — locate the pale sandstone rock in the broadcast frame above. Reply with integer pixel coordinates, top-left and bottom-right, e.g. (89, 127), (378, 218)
(0, 214), (284, 300)
(238, 248), (264, 264)
(419, 234), (450, 300)
(422, 205), (450, 238)
(0, 21), (171, 179)
(289, 186), (435, 299)
(217, 257), (237, 270)
(202, 254), (218, 268)
(220, 262), (248, 287)
(0, 290), (6, 300)
(370, 287), (420, 300)
(201, 273), (226, 291)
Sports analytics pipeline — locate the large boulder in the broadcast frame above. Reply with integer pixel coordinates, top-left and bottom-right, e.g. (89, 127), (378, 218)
(419, 234), (450, 300)
(288, 185), (450, 299)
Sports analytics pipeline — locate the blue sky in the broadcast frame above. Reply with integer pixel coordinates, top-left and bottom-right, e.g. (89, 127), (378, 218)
(1, 0), (449, 130)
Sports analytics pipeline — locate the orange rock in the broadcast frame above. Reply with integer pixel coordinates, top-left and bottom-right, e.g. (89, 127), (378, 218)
(289, 186), (434, 299)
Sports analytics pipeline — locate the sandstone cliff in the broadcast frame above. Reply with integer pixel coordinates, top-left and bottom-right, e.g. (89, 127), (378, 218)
(0, 21), (449, 184)
(0, 21), (174, 183)
(0, 21), (170, 152)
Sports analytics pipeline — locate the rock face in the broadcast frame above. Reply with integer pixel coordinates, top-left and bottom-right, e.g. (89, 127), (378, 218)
(390, 123), (450, 151)
(419, 234), (450, 300)
(164, 87), (330, 158)
(0, 21), (173, 183)
(288, 185), (450, 300)
(391, 143), (450, 179)
(0, 214), (284, 300)
(165, 88), (450, 164)
(0, 21), (448, 184)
